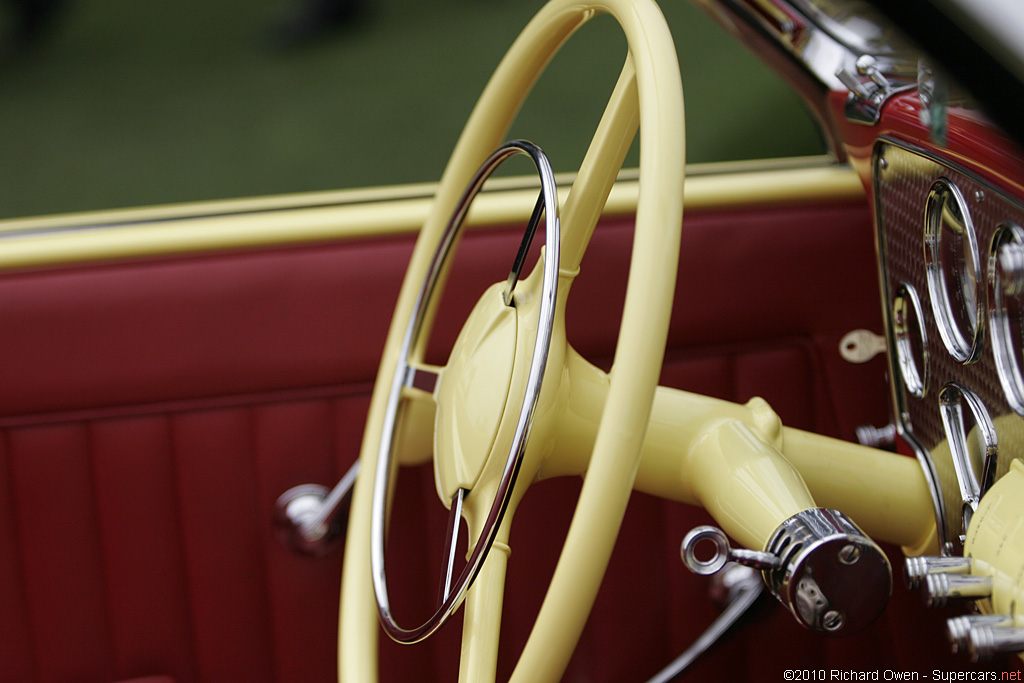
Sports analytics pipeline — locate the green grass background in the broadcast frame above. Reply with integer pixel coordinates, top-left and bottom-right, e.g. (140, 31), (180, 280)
(0, 0), (822, 220)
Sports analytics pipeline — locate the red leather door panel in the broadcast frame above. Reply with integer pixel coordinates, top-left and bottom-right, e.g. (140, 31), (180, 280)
(0, 197), (922, 682)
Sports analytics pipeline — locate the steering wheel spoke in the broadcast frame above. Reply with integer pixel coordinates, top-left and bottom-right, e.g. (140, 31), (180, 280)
(458, 527), (514, 682)
(403, 360), (443, 394)
(560, 55), (641, 273)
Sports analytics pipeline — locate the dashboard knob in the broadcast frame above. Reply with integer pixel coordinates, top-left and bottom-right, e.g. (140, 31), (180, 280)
(904, 555), (972, 589)
(924, 573), (992, 607)
(947, 614), (1013, 653)
(967, 624), (1024, 662)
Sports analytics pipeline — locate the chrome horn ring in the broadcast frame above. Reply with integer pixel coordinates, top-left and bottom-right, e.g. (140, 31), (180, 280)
(370, 140), (560, 644)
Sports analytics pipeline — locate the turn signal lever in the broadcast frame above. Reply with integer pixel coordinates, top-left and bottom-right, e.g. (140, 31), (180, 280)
(682, 509), (892, 636)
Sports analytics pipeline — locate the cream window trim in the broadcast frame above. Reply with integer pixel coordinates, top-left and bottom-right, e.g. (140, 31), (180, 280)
(0, 156), (863, 272)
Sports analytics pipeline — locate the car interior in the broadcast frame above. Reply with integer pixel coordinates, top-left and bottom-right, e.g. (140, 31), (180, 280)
(3, 0), (1024, 681)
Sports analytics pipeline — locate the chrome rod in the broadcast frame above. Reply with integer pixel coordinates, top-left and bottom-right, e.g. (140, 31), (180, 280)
(647, 565), (763, 683)
(503, 191), (545, 306)
(273, 459), (361, 556)
(438, 488), (467, 604)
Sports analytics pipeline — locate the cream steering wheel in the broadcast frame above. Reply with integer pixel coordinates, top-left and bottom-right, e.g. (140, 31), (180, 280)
(339, 0), (684, 680)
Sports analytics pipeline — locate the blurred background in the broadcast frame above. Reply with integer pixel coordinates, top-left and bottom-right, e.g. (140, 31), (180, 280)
(0, 0), (822, 220)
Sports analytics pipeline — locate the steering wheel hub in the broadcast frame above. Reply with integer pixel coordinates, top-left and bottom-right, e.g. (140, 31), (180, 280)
(435, 284), (519, 500)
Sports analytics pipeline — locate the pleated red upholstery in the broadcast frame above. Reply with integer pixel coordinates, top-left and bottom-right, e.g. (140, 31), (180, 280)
(1, 198), (953, 682)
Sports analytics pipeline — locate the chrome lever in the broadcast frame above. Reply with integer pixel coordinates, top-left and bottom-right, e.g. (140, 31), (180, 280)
(924, 573), (992, 608)
(274, 459), (360, 557)
(682, 510), (892, 636)
(681, 525), (779, 575)
(904, 555), (972, 589)
(646, 563), (763, 683)
(948, 614), (1013, 654)
(966, 624), (1024, 661)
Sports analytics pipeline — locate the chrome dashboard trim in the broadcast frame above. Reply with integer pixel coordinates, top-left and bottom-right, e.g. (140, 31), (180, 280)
(989, 222), (1024, 415)
(892, 282), (929, 399)
(923, 178), (984, 364)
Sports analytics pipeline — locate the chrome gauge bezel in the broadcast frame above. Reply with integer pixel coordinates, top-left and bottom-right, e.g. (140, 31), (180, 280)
(988, 223), (1024, 416)
(924, 178), (983, 364)
(892, 283), (928, 398)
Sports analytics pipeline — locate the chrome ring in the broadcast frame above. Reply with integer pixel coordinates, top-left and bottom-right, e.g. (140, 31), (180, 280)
(370, 140), (560, 644)
(681, 526), (731, 576)
(989, 223), (1024, 415)
(892, 282), (929, 398)
(924, 178), (983, 363)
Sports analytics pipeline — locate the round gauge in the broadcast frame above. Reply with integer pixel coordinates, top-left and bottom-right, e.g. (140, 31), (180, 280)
(924, 179), (983, 363)
(892, 283), (928, 398)
(989, 222), (1024, 415)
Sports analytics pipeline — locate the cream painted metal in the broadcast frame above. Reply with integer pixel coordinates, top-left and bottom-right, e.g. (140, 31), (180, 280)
(965, 460), (1024, 620)
(0, 159), (862, 272)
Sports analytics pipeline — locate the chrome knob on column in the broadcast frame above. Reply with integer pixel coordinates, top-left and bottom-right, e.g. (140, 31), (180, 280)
(924, 573), (992, 607)
(966, 624), (1024, 661)
(681, 509), (892, 636)
(904, 555), (972, 589)
(947, 614), (1013, 653)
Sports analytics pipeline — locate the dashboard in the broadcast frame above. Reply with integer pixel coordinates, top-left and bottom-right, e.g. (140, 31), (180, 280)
(710, 0), (1024, 571)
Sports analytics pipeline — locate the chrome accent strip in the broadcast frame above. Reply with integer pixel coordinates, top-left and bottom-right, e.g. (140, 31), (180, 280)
(370, 140), (560, 644)
(438, 488), (467, 604)
(503, 190), (545, 306)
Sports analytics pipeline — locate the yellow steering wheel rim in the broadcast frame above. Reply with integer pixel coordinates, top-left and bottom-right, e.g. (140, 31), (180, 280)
(340, 0), (684, 680)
